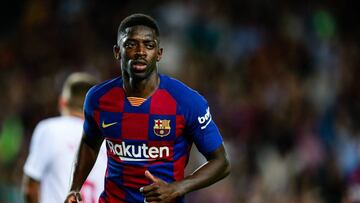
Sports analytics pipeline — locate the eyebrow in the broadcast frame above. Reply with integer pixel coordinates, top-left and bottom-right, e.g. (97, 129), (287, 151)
(118, 33), (159, 45)
(123, 38), (158, 44)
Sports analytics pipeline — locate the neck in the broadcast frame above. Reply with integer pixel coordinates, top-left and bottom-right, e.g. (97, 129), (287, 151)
(122, 71), (159, 98)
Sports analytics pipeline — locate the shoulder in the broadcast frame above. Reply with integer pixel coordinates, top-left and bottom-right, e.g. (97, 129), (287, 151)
(37, 116), (82, 127)
(31, 116), (64, 141)
(160, 74), (207, 107)
(35, 116), (63, 131)
(84, 77), (123, 109)
(86, 77), (123, 100)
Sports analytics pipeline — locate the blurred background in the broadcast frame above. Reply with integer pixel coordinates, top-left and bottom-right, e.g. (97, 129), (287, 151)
(1, 0), (360, 202)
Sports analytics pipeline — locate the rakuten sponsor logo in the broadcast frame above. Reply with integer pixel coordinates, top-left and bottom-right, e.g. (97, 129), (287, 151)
(197, 107), (212, 130)
(107, 140), (170, 161)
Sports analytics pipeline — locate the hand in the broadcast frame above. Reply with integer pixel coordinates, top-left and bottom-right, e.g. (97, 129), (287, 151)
(64, 191), (82, 203)
(140, 170), (182, 203)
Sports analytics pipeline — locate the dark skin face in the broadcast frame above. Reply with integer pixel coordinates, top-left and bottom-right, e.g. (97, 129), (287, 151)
(114, 25), (163, 97)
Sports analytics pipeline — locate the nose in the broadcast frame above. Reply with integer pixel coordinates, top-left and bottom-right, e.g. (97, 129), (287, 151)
(135, 44), (146, 57)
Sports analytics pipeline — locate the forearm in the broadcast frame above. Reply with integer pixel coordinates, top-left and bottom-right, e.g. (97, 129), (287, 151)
(24, 193), (38, 203)
(176, 144), (231, 196)
(69, 137), (101, 191)
(22, 176), (40, 203)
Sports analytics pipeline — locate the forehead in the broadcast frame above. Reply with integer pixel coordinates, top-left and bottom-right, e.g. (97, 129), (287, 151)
(121, 25), (157, 41)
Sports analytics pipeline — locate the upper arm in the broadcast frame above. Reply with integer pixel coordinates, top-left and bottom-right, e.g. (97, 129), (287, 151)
(204, 143), (228, 162)
(82, 90), (103, 150)
(204, 143), (231, 177)
(184, 95), (223, 156)
(23, 122), (53, 180)
(82, 131), (103, 152)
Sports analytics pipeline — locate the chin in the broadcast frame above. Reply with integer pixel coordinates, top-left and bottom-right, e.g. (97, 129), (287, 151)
(130, 71), (150, 80)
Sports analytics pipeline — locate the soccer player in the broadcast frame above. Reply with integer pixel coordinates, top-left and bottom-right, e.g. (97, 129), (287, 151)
(23, 73), (107, 203)
(65, 13), (230, 203)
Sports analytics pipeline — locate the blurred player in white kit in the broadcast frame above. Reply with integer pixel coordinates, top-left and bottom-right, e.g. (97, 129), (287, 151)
(23, 72), (107, 203)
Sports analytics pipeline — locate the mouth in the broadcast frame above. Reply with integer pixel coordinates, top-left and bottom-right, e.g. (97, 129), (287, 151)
(131, 60), (147, 72)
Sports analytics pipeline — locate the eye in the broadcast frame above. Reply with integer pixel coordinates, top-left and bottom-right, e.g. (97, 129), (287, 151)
(145, 43), (155, 49)
(124, 41), (136, 49)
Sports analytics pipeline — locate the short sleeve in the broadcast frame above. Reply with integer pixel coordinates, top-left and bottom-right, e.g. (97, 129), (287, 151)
(185, 95), (223, 155)
(23, 121), (54, 180)
(83, 88), (102, 146)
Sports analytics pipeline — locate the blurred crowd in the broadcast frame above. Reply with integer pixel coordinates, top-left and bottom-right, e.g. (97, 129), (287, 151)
(1, 0), (360, 202)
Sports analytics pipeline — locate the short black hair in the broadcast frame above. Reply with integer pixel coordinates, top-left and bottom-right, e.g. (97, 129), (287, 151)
(117, 13), (160, 44)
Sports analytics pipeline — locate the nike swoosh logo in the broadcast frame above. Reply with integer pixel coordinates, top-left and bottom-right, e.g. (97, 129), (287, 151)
(102, 121), (118, 128)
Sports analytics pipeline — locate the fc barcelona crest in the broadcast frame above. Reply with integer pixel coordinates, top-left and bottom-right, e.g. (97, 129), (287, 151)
(153, 119), (171, 137)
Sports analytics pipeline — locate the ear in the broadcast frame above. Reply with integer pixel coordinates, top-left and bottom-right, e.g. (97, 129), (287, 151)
(156, 47), (163, 61)
(58, 97), (68, 110)
(113, 45), (120, 60)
